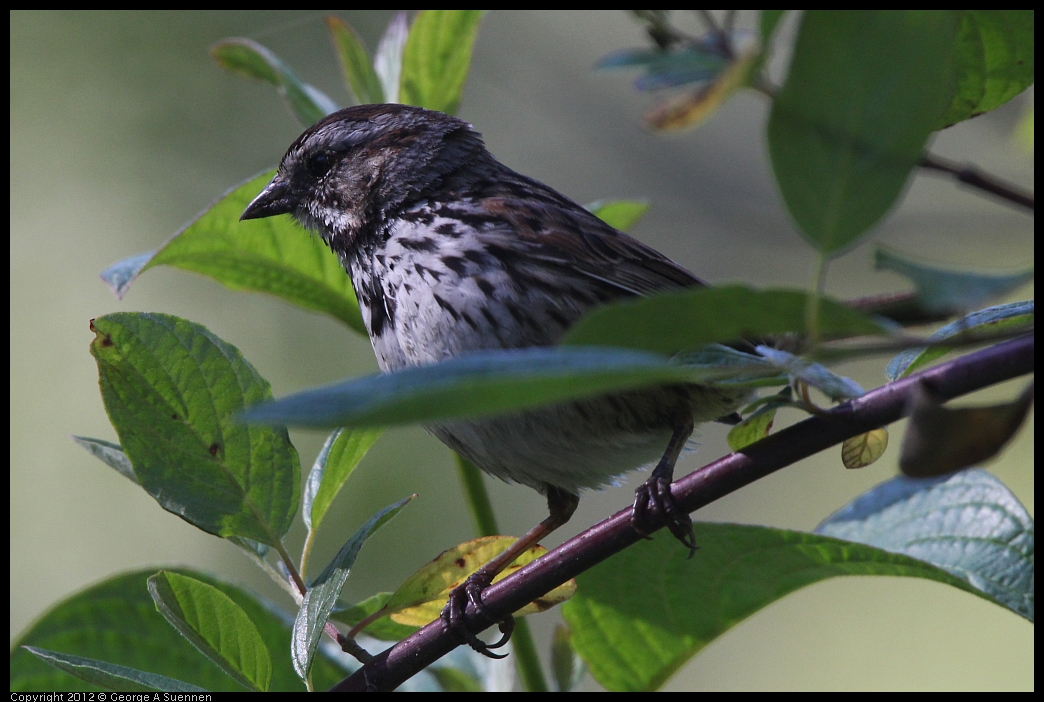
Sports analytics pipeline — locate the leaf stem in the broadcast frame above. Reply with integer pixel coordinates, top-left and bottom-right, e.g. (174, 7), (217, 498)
(274, 540), (307, 595)
(455, 454), (500, 536)
(300, 528), (316, 581)
(805, 252), (829, 346)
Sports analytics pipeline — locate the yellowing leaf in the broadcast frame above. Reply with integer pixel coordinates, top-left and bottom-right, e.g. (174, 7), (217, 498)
(386, 536), (576, 627)
(842, 428), (889, 469)
(645, 48), (757, 131)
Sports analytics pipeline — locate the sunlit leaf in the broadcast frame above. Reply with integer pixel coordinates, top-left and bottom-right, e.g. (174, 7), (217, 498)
(585, 199), (651, 232)
(939, 11), (1035, 128)
(100, 171), (365, 334)
(326, 16), (384, 104)
(841, 428), (889, 469)
(90, 313), (299, 545)
(148, 572), (271, 692)
(400, 10), (485, 114)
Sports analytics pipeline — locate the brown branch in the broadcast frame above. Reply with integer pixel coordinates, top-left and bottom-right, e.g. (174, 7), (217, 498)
(332, 333), (1034, 691)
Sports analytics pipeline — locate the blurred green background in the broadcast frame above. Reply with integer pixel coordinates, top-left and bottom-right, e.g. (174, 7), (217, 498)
(10, 11), (1033, 690)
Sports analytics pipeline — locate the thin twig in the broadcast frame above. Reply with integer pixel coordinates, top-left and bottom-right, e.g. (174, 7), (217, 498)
(331, 333), (1034, 691)
(920, 153), (1034, 212)
(813, 325), (1034, 364)
(722, 10), (737, 37)
(696, 9), (734, 59)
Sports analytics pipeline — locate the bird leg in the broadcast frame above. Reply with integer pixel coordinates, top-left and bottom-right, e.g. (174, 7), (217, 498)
(631, 413), (698, 556)
(441, 486), (579, 658)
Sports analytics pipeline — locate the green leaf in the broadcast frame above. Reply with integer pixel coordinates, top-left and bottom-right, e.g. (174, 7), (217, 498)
(400, 10), (485, 114)
(23, 647), (207, 693)
(564, 511), (1030, 691)
(768, 11), (958, 254)
(374, 12), (409, 104)
(70, 435), (138, 484)
(940, 11), (1035, 128)
(674, 345), (789, 388)
(100, 171), (366, 334)
(755, 345), (866, 400)
(562, 286), (887, 353)
(550, 624), (586, 692)
(886, 300), (1034, 380)
(10, 570), (347, 692)
(303, 427), (384, 532)
(429, 666), (485, 692)
(292, 497), (413, 681)
(749, 11), (788, 91)
(90, 313), (300, 545)
(148, 572), (272, 692)
(210, 38), (338, 127)
(759, 10), (786, 46)
(585, 199), (651, 232)
(875, 244), (1033, 316)
(726, 406), (776, 451)
(239, 346), (744, 429)
(817, 469), (1033, 620)
(326, 16), (384, 104)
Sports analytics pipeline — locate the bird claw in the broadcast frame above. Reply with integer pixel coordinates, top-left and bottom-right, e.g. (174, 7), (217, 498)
(632, 475), (698, 557)
(440, 573), (515, 659)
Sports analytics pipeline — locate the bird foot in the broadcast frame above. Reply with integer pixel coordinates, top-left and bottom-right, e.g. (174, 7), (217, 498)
(632, 475), (698, 557)
(440, 572), (515, 659)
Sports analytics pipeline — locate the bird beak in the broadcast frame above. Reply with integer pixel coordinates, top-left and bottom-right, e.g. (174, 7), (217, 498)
(240, 174), (294, 221)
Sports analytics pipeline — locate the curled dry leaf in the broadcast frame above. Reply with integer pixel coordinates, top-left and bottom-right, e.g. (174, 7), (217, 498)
(900, 380), (1034, 477)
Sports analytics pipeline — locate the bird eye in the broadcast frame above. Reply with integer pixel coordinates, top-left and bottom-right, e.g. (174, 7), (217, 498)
(306, 151), (333, 178)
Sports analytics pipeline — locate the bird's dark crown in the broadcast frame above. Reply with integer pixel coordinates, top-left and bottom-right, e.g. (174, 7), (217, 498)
(242, 104), (496, 253)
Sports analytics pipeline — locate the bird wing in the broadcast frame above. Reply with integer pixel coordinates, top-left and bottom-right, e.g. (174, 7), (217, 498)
(477, 191), (705, 299)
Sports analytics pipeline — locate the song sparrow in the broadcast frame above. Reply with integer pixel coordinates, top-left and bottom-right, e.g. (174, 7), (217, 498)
(241, 104), (748, 653)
